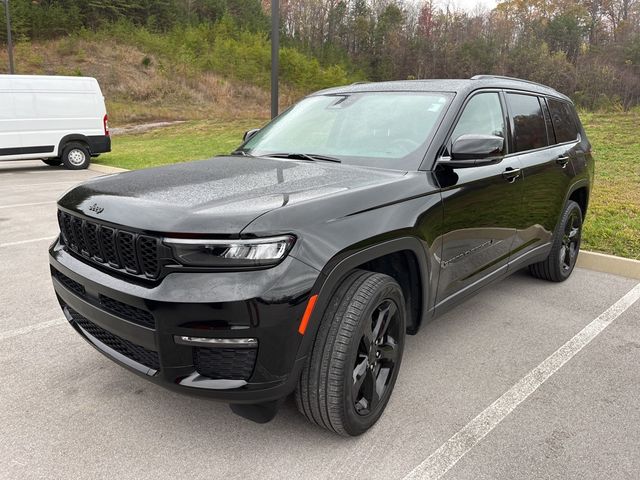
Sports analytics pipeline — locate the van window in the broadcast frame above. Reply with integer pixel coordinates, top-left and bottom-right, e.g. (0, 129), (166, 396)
(507, 93), (548, 152)
(451, 92), (505, 153)
(547, 99), (579, 143)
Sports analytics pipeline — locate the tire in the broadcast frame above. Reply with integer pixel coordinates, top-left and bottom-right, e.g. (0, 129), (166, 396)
(42, 159), (62, 166)
(296, 270), (406, 436)
(61, 142), (91, 170)
(529, 200), (583, 282)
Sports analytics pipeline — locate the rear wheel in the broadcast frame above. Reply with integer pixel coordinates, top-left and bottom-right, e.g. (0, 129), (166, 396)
(296, 270), (406, 436)
(529, 200), (582, 282)
(61, 142), (90, 170)
(42, 159), (62, 167)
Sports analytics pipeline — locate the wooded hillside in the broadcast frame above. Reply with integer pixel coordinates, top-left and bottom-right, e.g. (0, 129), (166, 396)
(1, 0), (638, 109)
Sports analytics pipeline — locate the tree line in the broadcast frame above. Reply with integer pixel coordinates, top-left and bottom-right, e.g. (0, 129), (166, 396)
(1, 0), (639, 108)
(279, 0), (640, 109)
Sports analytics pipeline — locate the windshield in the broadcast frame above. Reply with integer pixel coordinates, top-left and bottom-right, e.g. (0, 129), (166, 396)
(239, 91), (452, 170)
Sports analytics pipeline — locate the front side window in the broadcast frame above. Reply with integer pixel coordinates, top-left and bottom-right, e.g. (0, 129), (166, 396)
(451, 92), (505, 153)
(507, 93), (548, 152)
(548, 99), (579, 144)
(240, 92), (452, 170)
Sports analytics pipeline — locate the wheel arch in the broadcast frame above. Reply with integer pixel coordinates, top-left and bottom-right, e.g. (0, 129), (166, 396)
(306, 237), (430, 338)
(57, 134), (91, 157)
(567, 183), (590, 219)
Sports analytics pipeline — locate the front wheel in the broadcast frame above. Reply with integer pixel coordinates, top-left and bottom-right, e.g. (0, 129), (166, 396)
(61, 143), (91, 170)
(296, 270), (406, 436)
(529, 200), (583, 282)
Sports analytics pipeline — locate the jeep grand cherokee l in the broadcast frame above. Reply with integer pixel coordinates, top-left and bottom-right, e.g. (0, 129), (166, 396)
(49, 75), (594, 436)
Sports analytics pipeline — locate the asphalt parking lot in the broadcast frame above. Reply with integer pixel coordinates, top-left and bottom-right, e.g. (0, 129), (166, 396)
(1, 160), (639, 480)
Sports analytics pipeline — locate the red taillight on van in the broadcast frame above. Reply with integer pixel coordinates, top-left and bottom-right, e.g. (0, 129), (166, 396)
(103, 114), (110, 136)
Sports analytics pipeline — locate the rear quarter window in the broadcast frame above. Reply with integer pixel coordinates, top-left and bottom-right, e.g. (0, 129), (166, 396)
(547, 99), (579, 143)
(506, 93), (548, 153)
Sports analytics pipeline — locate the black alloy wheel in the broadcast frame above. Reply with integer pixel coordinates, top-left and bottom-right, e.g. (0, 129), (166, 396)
(560, 208), (581, 274)
(352, 299), (401, 416)
(530, 200), (583, 282)
(296, 270), (406, 436)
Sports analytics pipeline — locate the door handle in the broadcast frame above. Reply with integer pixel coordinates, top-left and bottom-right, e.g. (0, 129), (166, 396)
(556, 155), (570, 167)
(502, 167), (521, 183)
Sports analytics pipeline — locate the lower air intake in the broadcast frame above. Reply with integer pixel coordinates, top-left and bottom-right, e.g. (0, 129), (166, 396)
(66, 306), (160, 371)
(194, 347), (257, 380)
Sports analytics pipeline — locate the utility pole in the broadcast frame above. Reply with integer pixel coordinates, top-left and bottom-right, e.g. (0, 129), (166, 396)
(270, 0), (279, 118)
(2, 0), (14, 74)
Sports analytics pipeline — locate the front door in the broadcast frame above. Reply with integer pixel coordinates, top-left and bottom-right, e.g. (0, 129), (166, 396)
(434, 91), (523, 307)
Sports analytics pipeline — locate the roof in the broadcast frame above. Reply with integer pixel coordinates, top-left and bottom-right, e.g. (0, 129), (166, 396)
(313, 76), (571, 102)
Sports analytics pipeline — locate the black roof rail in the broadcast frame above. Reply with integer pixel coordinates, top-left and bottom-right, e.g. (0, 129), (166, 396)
(350, 81), (370, 85)
(470, 75), (551, 89)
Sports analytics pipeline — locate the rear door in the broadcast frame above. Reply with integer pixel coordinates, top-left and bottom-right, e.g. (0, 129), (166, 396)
(506, 92), (579, 265)
(435, 90), (523, 306)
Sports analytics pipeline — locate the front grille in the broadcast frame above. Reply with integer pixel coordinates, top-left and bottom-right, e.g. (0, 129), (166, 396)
(66, 306), (160, 371)
(52, 270), (85, 297)
(99, 295), (155, 329)
(194, 347), (257, 380)
(58, 210), (162, 280)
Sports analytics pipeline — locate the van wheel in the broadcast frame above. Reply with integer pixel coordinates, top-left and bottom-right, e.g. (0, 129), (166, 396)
(62, 143), (90, 170)
(296, 270), (406, 436)
(529, 200), (582, 282)
(42, 159), (62, 166)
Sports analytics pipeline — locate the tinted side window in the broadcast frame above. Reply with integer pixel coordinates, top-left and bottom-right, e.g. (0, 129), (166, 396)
(507, 93), (548, 152)
(451, 92), (505, 153)
(548, 99), (579, 143)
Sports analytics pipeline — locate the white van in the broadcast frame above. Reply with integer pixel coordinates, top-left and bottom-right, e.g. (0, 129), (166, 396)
(0, 75), (110, 169)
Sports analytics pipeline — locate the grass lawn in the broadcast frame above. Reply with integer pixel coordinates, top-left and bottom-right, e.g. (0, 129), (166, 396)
(580, 111), (640, 260)
(96, 112), (639, 259)
(95, 119), (265, 170)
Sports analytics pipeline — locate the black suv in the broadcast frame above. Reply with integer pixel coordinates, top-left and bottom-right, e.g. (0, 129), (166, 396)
(49, 76), (594, 436)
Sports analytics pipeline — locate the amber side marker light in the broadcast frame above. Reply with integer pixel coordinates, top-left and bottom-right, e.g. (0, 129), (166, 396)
(298, 294), (318, 335)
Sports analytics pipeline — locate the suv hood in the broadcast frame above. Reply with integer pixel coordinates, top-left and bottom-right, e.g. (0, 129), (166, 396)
(59, 156), (407, 234)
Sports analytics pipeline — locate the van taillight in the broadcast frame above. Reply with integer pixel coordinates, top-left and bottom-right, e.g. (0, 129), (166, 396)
(103, 114), (110, 136)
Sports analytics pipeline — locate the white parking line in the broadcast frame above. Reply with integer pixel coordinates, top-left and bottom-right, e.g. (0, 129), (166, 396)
(403, 282), (640, 480)
(0, 318), (66, 342)
(0, 201), (54, 209)
(0, 236), (56, 248)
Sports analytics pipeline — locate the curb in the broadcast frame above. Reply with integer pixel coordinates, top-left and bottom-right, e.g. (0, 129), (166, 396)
(577, 251), (640, 280)
(89, 163), (129, 174)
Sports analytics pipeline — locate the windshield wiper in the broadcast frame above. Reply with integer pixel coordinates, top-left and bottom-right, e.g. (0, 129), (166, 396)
(266, 153), (342, 163)
(230, 150), (252, 157)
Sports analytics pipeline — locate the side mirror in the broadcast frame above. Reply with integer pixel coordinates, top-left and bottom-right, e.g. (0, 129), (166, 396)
(444, 134), (504, 168)
(243, 128), (260, 142)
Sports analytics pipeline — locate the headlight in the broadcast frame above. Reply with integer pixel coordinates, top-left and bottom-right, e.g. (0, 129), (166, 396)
(163, 235), (296, 267)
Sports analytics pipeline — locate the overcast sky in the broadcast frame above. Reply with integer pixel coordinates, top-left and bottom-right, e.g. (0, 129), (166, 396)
(409, 0), (499, 12)
(451, 0), (498, 11)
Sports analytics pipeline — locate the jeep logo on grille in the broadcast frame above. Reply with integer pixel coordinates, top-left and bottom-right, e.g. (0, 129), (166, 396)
(89, 203), (104, 214)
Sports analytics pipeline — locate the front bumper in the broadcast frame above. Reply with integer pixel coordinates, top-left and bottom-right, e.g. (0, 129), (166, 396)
(49, 239), (320, 403)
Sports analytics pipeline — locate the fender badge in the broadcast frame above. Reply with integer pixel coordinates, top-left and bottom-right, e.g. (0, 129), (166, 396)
(89, 203), (104, 214)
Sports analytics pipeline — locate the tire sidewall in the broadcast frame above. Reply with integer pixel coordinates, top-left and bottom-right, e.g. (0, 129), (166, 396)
(62, 143), (90, 170)
(340, 281), (406, 435)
